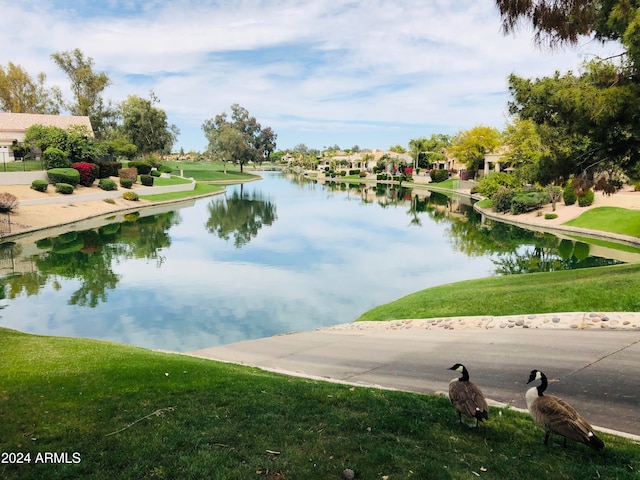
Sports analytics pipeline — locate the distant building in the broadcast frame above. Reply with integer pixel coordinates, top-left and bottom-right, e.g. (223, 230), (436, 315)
(0, 112), (94, 160)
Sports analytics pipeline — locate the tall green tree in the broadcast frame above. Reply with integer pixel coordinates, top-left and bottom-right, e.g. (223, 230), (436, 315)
(502, 118), (547, 183)
(120, 92), (178, 156)
(495, 1), (640, 178)
(409, 134), (452, 169)
(202, 104), (275, 173)
(0, 62), (61, 114)
(507, 59), (640, 179)
(256, 126), (278, 163)
(51, 49), (114, 139)
(448, 126), (501, 176)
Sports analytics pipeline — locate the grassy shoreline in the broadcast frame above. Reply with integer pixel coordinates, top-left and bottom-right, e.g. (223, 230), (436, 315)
(3, 164), (640, 478)
(357, 263), (640, 321)
(2, 326), (639, 480)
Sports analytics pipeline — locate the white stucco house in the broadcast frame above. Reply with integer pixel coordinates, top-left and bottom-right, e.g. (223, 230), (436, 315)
(0, 112), (94, 160)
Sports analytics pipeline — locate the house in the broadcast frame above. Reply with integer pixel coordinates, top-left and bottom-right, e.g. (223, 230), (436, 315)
(0, 112), (94, 160)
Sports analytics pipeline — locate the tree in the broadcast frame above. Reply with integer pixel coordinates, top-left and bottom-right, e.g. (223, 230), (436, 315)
(502, 118), (547, 183)
(409, 134), (452, 169)
(0, 62), (61, 114)
(202, 104), (275, 173)
(389, 144), (407, 154)
(51, 49), (114, 139)
(448, 127), (501, 176)
(120, 92), (178, 156)
(23, 124), (96, 163)
(495, 1), (640, 180)
(256, 126), (278, 164)
(507, 60), (640, 180)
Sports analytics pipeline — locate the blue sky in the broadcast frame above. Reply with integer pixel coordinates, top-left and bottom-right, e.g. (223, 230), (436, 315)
(2, 0), (621, 153)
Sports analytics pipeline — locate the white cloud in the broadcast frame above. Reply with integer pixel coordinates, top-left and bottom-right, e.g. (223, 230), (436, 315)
(0, 0), (623, 151)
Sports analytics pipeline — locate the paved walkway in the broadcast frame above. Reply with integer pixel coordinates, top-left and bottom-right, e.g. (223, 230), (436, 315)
(188, 312), (640, 441)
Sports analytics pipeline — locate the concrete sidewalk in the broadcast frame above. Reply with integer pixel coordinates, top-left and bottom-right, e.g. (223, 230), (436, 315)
(188, 320), (640, 440)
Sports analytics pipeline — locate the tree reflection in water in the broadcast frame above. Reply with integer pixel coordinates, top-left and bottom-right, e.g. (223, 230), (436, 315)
(323, 179), (625, 274)
(205, 186), (277, 248)
(0, 210), (181, 307)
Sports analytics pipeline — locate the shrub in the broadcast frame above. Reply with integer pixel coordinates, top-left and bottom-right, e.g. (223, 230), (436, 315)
(339, 170), (347, 177)
(43, 147), (71, 169)
(491, 187), (518, 213)
(150, 169), (161, 177)
(159, 164), (174, 174)
(475, 171), (520, 197)
(128, 161), (152, 175)
(563, 183), (577, 205)
(103, 198), (116, 204)
(122, 191), (139, 201)
(55, 183), (74, 195)
(544, 213), (558, 220)
(359, 171), (367, 178)
(510, 191), (551, 215)
(31, 179), (49, 192)
(98, 178), (117, 191)
(140, 174), (154, 186)
(97, 161), (122, 179)
(635, 181), (640, 192)
(577, 188), (595, 207)
(120, 177), (133, 189)
(430, 169), (449, 183)
(0, 193), (19, 212)
(47, 168), (80, 186)
(349, 169), (360, 176)
(118, 167), (138, 183)
(71, 162), (99, 187)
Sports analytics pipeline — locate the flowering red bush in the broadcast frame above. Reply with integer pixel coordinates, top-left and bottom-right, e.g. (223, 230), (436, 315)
(71, 162), (99, 187)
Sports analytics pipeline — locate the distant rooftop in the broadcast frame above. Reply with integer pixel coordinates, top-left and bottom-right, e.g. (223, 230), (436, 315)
(0, 112), (94, 136)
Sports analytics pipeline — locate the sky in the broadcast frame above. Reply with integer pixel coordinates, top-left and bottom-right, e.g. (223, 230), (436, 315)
(1, 0), (622, 153)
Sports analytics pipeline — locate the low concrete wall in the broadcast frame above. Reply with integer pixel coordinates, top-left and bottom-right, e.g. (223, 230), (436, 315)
(0, 171), (48, 185)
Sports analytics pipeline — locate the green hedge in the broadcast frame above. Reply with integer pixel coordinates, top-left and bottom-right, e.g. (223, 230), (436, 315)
(99, 178), (117, 191)
(120, 178), (133, 189)
(577, 189), (595, 207)
(430, 169), (449, 183)
(48, 168), (80, 186)
(140, 174), (154, 186)
(510, 191), (551, 215)
(31, 179), (49, 192)
(128, 161), (152, 175)
(55, 183), (74, 194)
(43, 147), (71, 169)
(491, 187), (518, 213)
(563, 183), (577, 205)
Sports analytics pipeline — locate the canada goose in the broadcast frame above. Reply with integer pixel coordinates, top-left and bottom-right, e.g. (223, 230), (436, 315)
(525, 369), (604, 450)
(448, 363), (489, 427)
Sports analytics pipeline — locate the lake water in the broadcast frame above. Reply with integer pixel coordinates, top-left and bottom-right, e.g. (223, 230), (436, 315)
(0, 171), (633, 352)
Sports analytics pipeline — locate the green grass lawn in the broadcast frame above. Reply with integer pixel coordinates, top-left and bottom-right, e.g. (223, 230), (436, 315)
(564, 207), (640, 237)
(0, 160), (45, 172)
(139, 182), (224, 201)
(2, 327), (638, 480)
(150, 175), (193, 186)
(357, 263), (640, 321)
(164, 160), (261, 182)
(427, 178), (460, 190)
